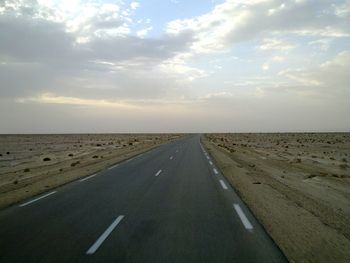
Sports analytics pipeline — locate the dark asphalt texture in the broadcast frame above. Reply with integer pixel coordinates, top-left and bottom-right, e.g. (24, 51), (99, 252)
(0, 135), (288, 263)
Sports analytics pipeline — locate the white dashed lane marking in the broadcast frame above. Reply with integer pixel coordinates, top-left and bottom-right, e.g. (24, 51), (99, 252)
(19, 191), (57, 207)
(86, 215), (125, 255)
(80, 174), (97, 182)
(233, 204), (253, 231)
(219, 180), (228, 190)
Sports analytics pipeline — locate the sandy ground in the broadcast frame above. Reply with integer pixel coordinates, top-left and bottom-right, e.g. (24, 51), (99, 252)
(0, 134), (182, 209)
(203, 133), (350, 263)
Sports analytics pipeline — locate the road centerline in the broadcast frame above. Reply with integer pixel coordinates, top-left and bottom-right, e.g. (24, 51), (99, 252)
(19, 191), (57, 207)
(155, 169), (162, 176)
(86, 215), (125, 255)
(213, 168), (219, 174)
(233, 204), (253, 231)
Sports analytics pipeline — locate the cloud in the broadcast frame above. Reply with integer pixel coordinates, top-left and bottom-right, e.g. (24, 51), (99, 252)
(0, 0), (350, 132)
(0, 15), (75, 61)
(0, 0), (197, 101)
(137, 26), (153, 38)
(259, 38), (296, 51)
(16, 93), (141, 110)
(166, 0), (350, 54)
(261, 55), (286, 71)
(130, 2), (140, 10)
(281, 51), (350, 96)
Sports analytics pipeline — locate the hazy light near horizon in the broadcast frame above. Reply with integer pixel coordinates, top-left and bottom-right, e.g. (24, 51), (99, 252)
(0, 0), (349, 133)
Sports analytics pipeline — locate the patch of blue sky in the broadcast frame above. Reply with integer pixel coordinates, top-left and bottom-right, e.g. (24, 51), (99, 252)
(124, 0), (225, 36)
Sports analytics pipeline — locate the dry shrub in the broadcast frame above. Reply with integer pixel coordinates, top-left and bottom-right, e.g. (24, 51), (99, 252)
(71, 161), (80, 167)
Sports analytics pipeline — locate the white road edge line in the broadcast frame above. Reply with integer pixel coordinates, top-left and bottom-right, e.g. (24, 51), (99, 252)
(19, 191), (57, 207)
(86, 215), (124, 255)
(80, 174), (97, 182)
(233, 204), (253, 231)
(219, 180), (228, 190)
(155, 169), (162, 176)
(209, 161), (213, 165)
(213, 168), (219, 174)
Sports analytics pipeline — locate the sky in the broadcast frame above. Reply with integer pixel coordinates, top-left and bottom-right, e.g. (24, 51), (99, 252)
(0, 0), (349, 133)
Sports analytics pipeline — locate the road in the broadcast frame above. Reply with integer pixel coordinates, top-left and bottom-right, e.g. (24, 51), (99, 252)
(0, 135), (288, 262)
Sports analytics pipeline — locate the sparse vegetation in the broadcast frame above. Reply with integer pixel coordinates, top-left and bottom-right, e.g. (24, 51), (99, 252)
(71, 161), (80, 167)
(339, 164), (349, 170)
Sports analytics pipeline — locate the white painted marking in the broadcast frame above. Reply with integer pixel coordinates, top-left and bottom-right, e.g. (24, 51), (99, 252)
(213, 168), (219, 174)
(209, 161), (213, 165)
(155, 169), (162, 176)
(170, 156), (173, 160)
(86, 215), (124, 255)
(19, 191), (57, 207)
(108, 164), (119, 170)
(219, 180), (228, 190)
(80, 174), (97, 182)
(233, 204), (253, 231)
(206, 156), (210, 160)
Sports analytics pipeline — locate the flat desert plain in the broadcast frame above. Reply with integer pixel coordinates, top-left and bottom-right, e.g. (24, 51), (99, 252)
(203, 133), (350, 262)
(0, 134), (182, 208)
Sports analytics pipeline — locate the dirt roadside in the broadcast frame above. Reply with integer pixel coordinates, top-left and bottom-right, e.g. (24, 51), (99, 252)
(202, 134), (350, 263)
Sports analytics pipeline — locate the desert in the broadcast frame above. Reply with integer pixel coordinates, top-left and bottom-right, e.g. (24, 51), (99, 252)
(203, 133), (350, 262)
(0, 134), (182, 209)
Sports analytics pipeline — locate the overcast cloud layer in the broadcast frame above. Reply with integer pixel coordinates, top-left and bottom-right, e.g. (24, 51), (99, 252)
(0, 0), (349, 133)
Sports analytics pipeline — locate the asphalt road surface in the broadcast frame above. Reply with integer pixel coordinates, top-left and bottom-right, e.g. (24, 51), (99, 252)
(0, 135), (288, 263)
